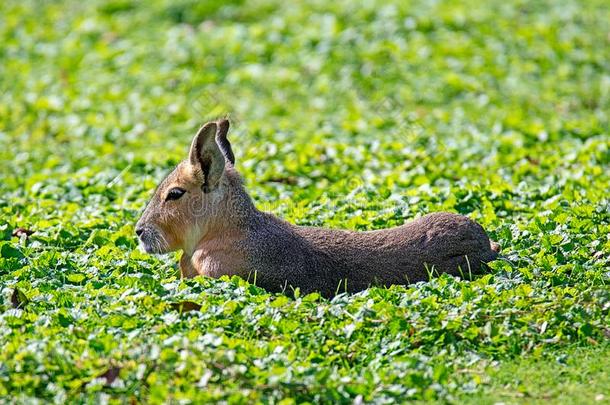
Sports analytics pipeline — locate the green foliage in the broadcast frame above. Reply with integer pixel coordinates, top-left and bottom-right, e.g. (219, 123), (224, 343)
(0, 0), (608, 403)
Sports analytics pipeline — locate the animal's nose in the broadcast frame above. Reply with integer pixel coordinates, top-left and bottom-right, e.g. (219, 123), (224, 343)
(135, 227), (145, 237)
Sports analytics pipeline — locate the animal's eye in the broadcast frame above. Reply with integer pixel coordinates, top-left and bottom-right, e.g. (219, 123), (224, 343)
(165, 187), (186, 201)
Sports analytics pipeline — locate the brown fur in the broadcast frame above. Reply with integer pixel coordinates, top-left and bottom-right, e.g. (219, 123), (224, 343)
(136, 120), (500, 298)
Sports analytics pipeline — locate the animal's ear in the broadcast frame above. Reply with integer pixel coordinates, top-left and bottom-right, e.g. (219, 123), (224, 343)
(188, 121), (225, 193)
(216, 119), (235, 165)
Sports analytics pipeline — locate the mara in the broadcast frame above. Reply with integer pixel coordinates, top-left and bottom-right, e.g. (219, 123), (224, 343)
(136, 120), (499, 298)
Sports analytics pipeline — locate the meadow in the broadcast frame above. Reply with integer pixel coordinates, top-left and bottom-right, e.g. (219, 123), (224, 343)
(0, 0), (609, 403)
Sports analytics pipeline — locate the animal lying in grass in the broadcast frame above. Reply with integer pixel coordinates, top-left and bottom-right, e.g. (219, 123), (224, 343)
(136, 120), (500, 297)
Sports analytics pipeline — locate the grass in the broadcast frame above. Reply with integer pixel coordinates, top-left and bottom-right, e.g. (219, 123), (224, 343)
(455, 344), (610, 404)
(0, 0), (609, 403)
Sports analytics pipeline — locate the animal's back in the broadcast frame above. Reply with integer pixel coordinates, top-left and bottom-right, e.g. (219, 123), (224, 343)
(244, 212), (498, 297)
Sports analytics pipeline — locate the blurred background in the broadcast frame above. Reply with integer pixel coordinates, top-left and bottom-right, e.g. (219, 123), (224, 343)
(1, 0), (608, 229)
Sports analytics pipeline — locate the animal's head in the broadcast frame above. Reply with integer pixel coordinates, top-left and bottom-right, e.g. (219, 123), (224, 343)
(135, 119), (235, 254)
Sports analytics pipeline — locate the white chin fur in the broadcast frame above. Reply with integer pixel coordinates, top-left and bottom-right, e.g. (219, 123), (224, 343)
(139, 240), (162, 255)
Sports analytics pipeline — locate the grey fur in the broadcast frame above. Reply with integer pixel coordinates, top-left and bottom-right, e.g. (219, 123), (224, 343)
(217, 167), (499, 298)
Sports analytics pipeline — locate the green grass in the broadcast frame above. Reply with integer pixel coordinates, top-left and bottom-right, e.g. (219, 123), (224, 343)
(0, 0), (609, 403)
(455, 344), (610, 405)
